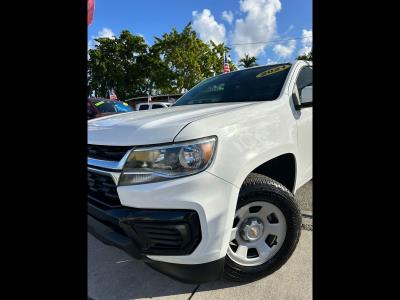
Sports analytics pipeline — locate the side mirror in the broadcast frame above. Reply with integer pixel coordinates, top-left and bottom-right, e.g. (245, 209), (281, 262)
(300, 86), (312, 108)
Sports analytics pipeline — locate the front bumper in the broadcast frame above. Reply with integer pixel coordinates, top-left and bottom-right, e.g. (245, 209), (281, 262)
(117, 171), (240, 265)
(88, 203), (202, 257)
(88, 206), (224, 283)
(88, 171), (240, 282)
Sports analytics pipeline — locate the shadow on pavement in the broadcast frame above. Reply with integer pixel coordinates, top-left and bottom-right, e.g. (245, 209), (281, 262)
(88, 233), (246, 300)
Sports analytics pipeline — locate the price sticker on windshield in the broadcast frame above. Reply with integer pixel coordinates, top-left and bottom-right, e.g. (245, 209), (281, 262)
(256, 65), (291, 78)
(95, 101), (104, 106)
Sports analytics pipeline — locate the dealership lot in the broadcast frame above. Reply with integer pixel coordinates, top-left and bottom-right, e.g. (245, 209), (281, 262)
(88, 181), (312, 300)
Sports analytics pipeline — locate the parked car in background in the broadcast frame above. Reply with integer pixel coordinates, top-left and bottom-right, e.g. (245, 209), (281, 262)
(136, 102), (172, 111)
(88, 98), (133, 119)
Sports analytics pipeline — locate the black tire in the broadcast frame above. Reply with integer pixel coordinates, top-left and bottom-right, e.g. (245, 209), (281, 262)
(224, 173), (302, 282)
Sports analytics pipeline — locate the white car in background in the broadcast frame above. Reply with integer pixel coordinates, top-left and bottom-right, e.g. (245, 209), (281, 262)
(136, 102), (172, 111)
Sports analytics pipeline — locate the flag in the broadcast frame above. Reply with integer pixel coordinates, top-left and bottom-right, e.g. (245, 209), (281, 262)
(148, 94), (152, 103)
(109, 89), (117, 100)
(223, 52), (230, 73)
(88, 0), (95, 26)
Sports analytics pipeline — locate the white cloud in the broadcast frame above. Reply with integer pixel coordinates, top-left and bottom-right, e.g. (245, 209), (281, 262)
(192, 9), (226, 44)
(88, 27), (115, 49)
(88, 39), (96, 50)
(298, 29), (312, 55)
(273, 39), (296, 58)
(232, 0), (282, 58)
(266, 58), (279, 65)
(222, 10), (234, 24)
(98, 27), (115, 39)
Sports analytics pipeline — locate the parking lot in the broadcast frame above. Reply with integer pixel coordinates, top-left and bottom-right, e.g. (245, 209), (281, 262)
(88, 181), (312, 300)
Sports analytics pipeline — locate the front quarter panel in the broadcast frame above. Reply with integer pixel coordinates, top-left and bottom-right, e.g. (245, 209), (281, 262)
(174, 97), (299, 190)
(171, 98), (299, 262)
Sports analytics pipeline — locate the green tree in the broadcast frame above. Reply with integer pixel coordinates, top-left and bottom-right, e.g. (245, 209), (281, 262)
(151, 23), (236, 93)
(87, 30), (151, 99)
(88, 25), (238, 98)
(238, 54), (258, 68)
(297, 51), (312, 61)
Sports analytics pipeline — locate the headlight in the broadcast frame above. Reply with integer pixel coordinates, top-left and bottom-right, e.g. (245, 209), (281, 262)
(119, 136), (217, 186)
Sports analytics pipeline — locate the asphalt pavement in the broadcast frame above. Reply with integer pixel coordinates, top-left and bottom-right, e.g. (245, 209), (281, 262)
(88, 180), (312, 300)
(295, 180), (312, 213)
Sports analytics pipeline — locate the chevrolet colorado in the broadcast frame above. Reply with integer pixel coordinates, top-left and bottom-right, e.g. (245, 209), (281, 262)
(87, 60), (312, 283)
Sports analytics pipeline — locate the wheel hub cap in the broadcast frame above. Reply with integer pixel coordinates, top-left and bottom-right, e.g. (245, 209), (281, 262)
(240, 218), (264, 241)
(227, 201), (287, 267)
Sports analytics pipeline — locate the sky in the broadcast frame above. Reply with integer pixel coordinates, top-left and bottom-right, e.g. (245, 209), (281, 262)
(88, 0), (312, 66)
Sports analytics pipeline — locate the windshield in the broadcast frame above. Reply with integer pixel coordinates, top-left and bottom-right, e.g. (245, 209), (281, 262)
(175, 63), (292, 106)
(93, 101), (133, 113)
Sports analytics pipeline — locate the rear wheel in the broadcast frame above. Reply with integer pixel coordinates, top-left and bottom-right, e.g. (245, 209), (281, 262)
(224, 173), (302, 282)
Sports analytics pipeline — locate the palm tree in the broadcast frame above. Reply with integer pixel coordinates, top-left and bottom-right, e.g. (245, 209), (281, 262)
(238, 54), (258, 68)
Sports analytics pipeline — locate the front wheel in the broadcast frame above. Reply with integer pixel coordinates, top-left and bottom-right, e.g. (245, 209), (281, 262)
(224, 173), (302, 282)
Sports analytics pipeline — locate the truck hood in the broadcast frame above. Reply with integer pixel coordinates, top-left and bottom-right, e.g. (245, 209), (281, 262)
(88, 102), (254, 145)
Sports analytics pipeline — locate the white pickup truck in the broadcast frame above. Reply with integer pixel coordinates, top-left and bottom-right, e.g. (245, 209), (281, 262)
(88, 60), (312, 283)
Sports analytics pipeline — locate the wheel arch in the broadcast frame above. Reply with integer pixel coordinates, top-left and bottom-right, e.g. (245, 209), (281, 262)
(240, 153), (297, 194)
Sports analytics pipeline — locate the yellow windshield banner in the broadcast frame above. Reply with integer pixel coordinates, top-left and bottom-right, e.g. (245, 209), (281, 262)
(123, 102), (129, 106)
(95, 101), (104, 106)
(256, 65), (291, 78)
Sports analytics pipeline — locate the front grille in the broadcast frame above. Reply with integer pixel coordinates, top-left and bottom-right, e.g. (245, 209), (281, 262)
(88, 170), (121, 207)
(88, 144), (132, 161)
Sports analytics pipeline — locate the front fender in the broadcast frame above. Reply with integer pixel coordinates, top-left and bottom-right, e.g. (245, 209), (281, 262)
(175, 99), (299, 190)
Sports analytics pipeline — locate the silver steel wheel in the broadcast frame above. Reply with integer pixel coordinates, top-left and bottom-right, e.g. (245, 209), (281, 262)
(227, 201), (287, 267)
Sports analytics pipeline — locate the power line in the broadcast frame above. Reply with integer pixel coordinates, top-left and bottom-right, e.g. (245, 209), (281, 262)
(88, 34), (312, 49)
(228, 35), (312, 46)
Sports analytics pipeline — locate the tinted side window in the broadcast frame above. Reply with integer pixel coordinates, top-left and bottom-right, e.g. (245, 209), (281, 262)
(296, 67), (312, 95)
(152, 104), (164, 109)
(139, 104), (149, 110)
